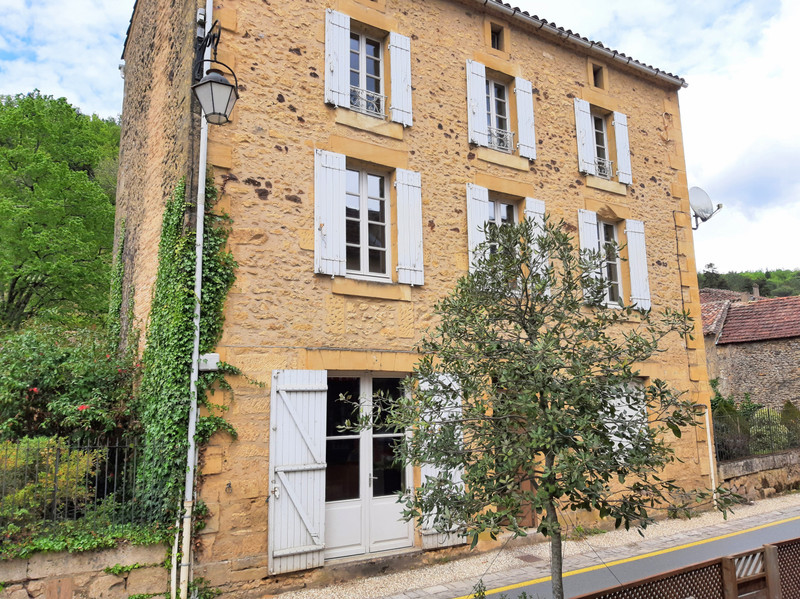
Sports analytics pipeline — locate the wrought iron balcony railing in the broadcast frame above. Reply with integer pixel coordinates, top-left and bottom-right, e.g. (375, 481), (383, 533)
(350, 86), (385, 118)
(595, 157), (614, 179)
(488, 127), (514, 153)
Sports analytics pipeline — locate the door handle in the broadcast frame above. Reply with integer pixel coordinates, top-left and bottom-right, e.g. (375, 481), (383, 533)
(272, 485), (280, 500)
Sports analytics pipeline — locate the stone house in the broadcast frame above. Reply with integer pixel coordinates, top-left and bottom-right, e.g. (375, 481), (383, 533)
(701, 293), (800, 409)
(116, 0), (714, 590)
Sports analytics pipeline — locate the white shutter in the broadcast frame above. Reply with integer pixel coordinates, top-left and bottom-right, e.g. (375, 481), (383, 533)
(613, 112), (632, 185)
(574, 98), (596, 175)
(625, 219), (651, 310)
(314, 149), (346, 276)
(395, 168), (424, 285)
(324, 9), (350, 107)
(268, 370), (328, 574)
(389, 32), (413, 126)
(578, 209), (600, 299)
(524, 198), (548, 288)
(466, 60), (488, 147)
(466, 183), (490, 272)
(515, 77), (537, 160)
(420, 377), (466, 549)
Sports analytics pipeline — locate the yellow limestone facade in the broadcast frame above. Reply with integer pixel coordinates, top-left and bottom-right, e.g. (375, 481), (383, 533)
(117, 0), (715, 591)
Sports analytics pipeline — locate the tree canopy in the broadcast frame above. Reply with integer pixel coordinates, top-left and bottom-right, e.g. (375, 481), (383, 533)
(0, 91), (120, 330)
(699, 263), (800, 297)
(379, 218), (732, 599)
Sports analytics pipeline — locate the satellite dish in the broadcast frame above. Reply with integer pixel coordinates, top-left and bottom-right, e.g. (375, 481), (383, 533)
(689, 186), (722, 229)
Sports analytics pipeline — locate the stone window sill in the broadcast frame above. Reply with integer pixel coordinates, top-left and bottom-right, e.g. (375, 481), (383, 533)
(586, 175), (628, 196)
(476, 147), (530, 171)
(332, 277), (412, 301)
(335, 108), (404, 140)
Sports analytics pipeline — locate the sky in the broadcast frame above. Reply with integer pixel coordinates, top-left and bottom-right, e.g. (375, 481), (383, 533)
(0, 0), (797, 273)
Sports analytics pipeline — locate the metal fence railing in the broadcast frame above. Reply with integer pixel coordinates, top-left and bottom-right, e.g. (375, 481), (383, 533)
(0, 438), (142, 528)
(713, 406), (800, 462)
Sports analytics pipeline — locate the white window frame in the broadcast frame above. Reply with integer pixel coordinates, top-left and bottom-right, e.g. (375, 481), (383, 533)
(598, 221), (622, 306)
(592, 113), (612, 179)
(350, 31), (385, 118)
(345, 167), (392, 282)
(485, 78), (513, 153)
(488, 198), (517, 227)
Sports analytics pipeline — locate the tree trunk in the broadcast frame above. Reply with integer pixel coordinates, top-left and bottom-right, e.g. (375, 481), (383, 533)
(546, 498), (564, 599)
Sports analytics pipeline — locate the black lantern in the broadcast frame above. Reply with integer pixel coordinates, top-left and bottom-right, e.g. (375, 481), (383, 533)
(192, 20), (239, 125)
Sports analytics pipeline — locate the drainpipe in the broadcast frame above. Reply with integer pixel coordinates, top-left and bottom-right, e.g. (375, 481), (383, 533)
(704, 406), (718, 507)
(179, 1), (214, 598)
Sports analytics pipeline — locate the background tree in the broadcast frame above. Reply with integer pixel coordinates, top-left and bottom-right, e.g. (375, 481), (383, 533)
(383, 218), (732, 599)
(698, 264), (800, 298)
(0, 92), (119, 330)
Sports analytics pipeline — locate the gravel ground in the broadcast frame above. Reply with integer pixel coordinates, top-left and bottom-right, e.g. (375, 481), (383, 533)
(278, 492), (800, 599)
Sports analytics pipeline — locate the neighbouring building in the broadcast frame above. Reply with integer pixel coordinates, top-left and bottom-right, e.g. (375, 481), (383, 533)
(116, 0), (715, 592)
(701, 292), (800, 409)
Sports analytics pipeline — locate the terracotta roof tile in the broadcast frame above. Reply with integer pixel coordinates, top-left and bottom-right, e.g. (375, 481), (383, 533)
(700, 288), (745, 303)
(717, 296), (800, 345)
(701, 300), (730, 337)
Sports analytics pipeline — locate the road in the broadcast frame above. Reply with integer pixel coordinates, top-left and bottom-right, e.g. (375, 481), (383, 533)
(463, 514), (800, 598)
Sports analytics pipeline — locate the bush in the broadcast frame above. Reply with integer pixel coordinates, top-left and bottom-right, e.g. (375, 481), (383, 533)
(750, 408), (790, 454)
(780, 401), (800, 447)
(0, 323), (139, 441)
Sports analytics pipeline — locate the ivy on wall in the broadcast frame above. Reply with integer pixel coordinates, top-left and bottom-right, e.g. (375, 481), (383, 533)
(107, 219), (126, 343)
(136, 178), (237, 522)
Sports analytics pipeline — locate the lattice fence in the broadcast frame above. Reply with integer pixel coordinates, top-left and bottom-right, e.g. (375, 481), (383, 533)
(777, 537), (800, 597)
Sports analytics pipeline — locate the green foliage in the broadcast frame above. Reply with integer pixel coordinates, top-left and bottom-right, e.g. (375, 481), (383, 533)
(781, 401), (800, 444)
(136, 178), (236, 523)
(750, 408), (789, 454)
(189, 577), (222, 599)
(0, 323), (139, 440)
(698, 264), (800, 297)
(0, 91), (120, 329)
(381, 217), (735, 599)
(104, 562), (143, 576)
(107, 219), (126, 343)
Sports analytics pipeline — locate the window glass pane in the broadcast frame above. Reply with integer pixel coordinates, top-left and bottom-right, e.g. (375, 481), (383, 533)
(347, 246), (360, 271)
(366, 38), (380, 57)
(346, 169), (359, 194)
(366, 77), (379, 93)
(368, 223), (386, 248)
(346, 219), (360, 245)
(367, 57), (380, 77)
(326, 438), (360, 501)
(350, 34), (360, 50)
(367, 198), (385, 223)
(350, 51), (360, 72)
(500, 203), (514, 224)
(327, 377), (360, 436)
(494, 83), (506, 102)
(346, 193), (360, 219)
(367, 174), (384, 198)
(369, 248), (386, 273)
(372, 437), (404, 497)
(372, 378), (403, 433)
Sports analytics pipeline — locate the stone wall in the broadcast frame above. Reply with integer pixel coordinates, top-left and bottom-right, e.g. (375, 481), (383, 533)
(715, 338), (800, 409)
(718, 449), (800, 501)
(0, 544), (167, 599)
(115, 0), (202, 343)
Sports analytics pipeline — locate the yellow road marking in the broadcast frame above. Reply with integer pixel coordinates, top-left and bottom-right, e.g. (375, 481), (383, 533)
(452, 514), (800, 599)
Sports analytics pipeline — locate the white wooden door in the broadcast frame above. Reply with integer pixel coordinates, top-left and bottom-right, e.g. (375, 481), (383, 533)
(324, 375), (413, 559)
(268, 370), (328, 574)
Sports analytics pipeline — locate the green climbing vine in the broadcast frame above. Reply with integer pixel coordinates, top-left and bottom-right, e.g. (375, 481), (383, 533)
(136, 177), (237, 523)
(107, 218), (126, 343)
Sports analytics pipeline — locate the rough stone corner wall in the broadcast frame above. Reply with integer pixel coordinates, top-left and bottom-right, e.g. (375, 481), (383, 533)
(0, 544), (166, 599)
(715, 338), (800, 409)
(114, 0), (203, 344)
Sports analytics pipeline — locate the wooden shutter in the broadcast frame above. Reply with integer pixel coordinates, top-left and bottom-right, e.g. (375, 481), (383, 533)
(578, 209), (599, 299)
(324, 9), (350, 107)
(524, 198), (548, 288)
(466, 183), (490, 272)
(625, 219), (651, 310)
(515, 77), (537, 160)
(420, 377), (466, 549)
(466, 60), (488, 147)
(574, 98), (596, 175)
(613, 112), (632, 185)
(314, 149), (346, 276)
(389, 32), (413, 126)
(395, 168), (424, 285)
(268, 370), (328, 574)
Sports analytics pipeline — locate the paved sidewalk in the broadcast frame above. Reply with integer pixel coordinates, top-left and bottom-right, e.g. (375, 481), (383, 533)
(280, 494), (800, 599)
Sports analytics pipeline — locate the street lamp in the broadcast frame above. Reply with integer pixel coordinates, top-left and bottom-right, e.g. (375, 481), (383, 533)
(192, 20), (239, 125)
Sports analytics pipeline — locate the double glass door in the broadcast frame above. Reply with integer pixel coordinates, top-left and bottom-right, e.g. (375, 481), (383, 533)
(324, 375), (413, 559)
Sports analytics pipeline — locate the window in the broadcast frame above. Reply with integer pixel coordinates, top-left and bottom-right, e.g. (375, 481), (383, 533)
(485, 79), (513, 153)
(489, 198), (516, 227)
(466, 60), (537, 160)
(350, 32), (384, 118)
(573, 98), (631, 184)
(605, 382), (648, 453)
(325, 9), (413, 126)
(591, 62), (606, 90)
(490, 24), (505, 51)
(598, 220), (621, 305)
(315, 149), (425, 286)
(578, 210), (651, 310)
(592, 114), (612, 179)
(346, 168), (389, 278)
